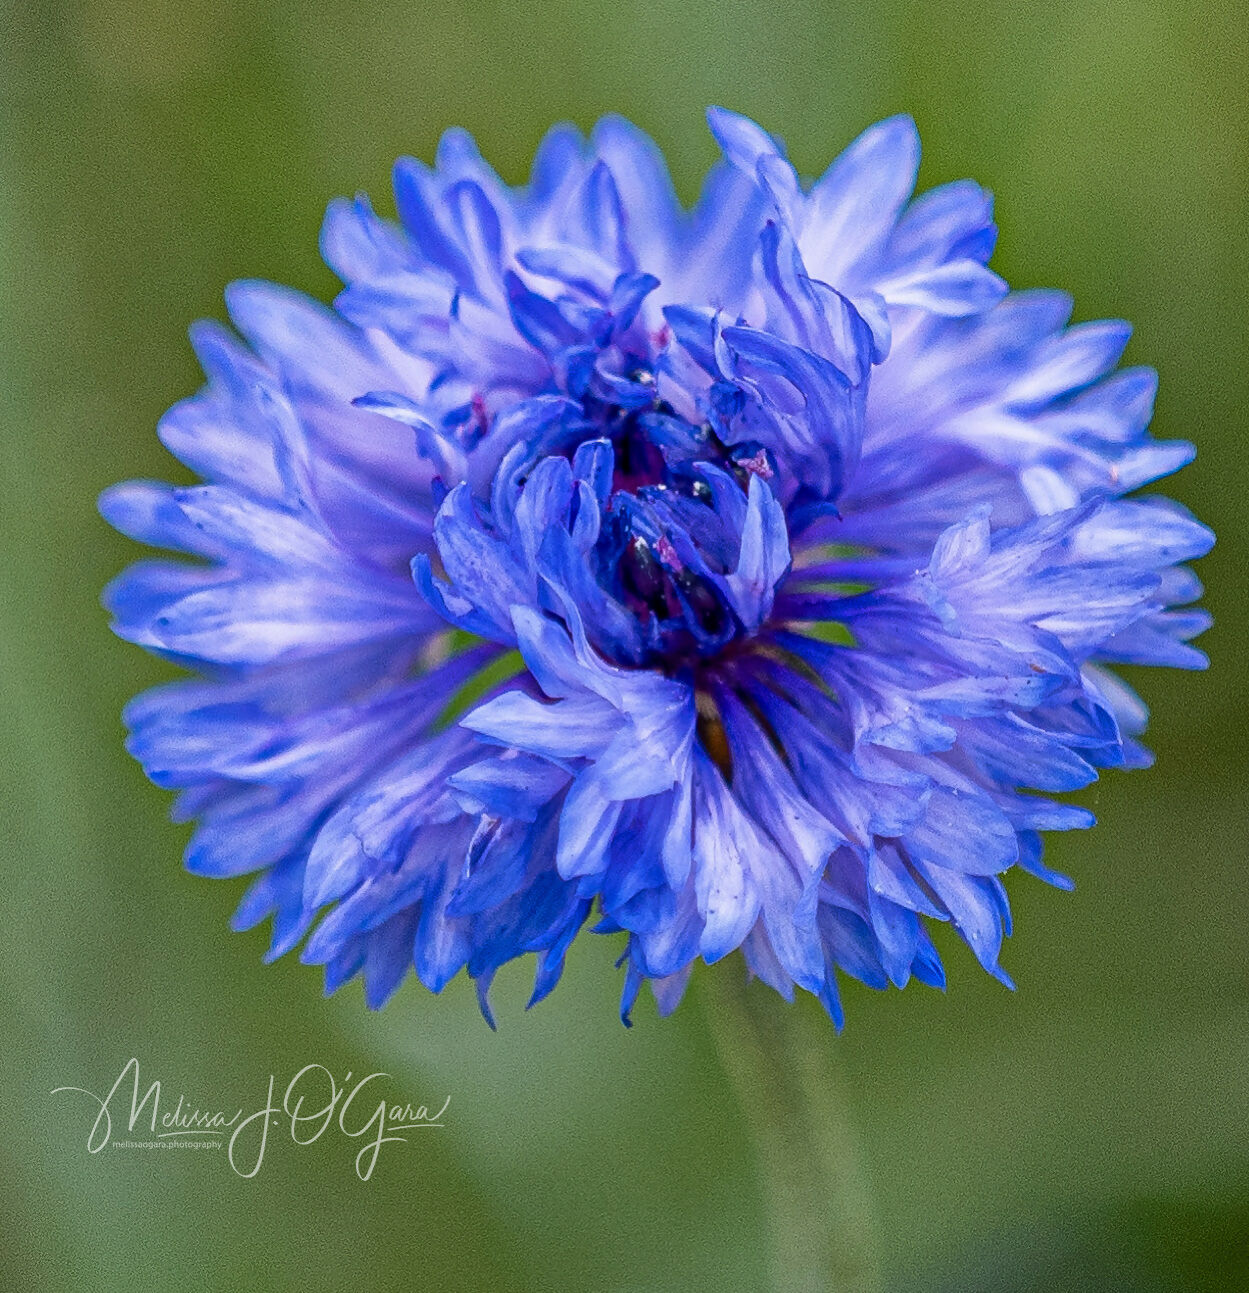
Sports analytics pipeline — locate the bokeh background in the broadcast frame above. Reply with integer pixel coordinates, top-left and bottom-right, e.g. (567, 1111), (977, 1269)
(3, 1), (1247, 1289)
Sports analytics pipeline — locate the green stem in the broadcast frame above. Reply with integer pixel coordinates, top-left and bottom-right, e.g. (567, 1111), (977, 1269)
(701, 969), (884, 1293)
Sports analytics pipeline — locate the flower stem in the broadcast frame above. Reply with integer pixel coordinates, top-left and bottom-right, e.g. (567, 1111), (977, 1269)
(700, 969), (884, 1293)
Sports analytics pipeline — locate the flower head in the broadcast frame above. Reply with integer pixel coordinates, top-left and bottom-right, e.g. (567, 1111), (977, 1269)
(102, 109), (1213, 1025)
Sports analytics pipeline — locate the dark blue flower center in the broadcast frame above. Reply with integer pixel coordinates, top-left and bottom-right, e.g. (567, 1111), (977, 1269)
(571, 369), (779, 674)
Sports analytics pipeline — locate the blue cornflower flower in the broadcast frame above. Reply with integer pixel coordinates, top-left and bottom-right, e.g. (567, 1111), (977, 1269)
(101, 109), (1213, 1025)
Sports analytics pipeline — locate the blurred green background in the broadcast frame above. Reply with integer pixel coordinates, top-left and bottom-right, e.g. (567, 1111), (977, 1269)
(2, 1), (1246, 1289)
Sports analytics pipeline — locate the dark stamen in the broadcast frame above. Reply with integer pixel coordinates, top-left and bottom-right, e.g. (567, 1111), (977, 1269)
(621, 536), (670, 617)
(676, 570), (728, 636)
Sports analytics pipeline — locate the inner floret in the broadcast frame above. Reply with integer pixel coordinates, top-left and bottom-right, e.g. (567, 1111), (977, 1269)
(571, 379), (786, 672)
(404, 265), (864, 683)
